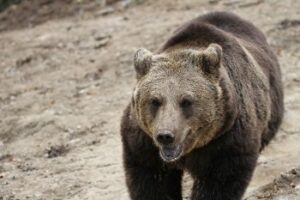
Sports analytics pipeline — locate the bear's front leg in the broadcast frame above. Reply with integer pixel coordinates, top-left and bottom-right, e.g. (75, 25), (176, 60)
(124, 155), (183, 200)
(190, 151), (258, 200)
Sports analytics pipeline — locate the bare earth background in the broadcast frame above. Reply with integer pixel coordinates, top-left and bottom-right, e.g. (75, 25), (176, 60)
(0, 0), (300, 199)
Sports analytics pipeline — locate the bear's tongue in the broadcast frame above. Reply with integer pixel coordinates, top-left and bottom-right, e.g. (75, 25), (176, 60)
(160, 145), (182, 162)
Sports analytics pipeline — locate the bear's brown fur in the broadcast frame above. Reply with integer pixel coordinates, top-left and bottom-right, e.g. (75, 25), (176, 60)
(121, 11), (283, 200)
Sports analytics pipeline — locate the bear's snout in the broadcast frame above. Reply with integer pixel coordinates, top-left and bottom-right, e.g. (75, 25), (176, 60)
(156, 130), (175, 146)
(155, 130), (184, 162)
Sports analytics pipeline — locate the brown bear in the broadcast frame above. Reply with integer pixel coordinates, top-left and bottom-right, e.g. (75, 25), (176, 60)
(120, 11), (283, 200)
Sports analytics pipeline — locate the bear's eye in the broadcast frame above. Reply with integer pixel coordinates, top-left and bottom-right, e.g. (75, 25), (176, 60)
(180, 98), (193, 108)
(150, 98), (162, 107)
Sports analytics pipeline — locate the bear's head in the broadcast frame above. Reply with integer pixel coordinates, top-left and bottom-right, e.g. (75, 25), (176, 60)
(131, 44), (235, 162)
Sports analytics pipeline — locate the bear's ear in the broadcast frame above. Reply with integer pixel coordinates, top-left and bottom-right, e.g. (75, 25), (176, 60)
(201, 43), (222, 75)
(134, 48), (153, 79)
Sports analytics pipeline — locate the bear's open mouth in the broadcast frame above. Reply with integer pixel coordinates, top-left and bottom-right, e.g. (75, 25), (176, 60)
(159, 145), (183, 162)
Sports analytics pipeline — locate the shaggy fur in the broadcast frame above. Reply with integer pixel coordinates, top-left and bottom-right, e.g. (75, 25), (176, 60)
(121, 11), (283, 200)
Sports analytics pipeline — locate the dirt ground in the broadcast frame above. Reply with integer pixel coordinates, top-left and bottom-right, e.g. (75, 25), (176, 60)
(0, 0), (299, 199)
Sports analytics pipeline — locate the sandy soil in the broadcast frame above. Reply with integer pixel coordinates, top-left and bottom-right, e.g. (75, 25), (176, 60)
(0, 0), (299, 199)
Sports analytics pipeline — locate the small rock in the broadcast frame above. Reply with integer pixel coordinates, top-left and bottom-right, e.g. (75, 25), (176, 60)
(97, 7), (115, 16)
(16, 56), (32, 68)
(84, 68), (103, 81)
(94, 34), (111, 41)
(47, 145), (69, 158)
(0, 154), (13, 162)
(94, 38), (109, 49)
(209, 0), (220, 4)
(68, 138), (81, 146)
(279, 19), (300, 29)
(121, 0), (133, 9)
(34, 192), (42, 198)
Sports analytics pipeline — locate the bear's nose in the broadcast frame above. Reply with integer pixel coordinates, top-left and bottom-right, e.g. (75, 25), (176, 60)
(156, 131), (175, 146)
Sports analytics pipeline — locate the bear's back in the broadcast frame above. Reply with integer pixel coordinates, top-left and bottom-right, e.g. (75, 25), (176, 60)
(196, 12), (267, 47)
(162, 12), (271, 60)
(161, 11), (284, 149)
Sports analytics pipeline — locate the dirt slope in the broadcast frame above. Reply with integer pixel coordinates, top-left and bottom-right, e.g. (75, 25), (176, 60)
(0, 0), (300, 199)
